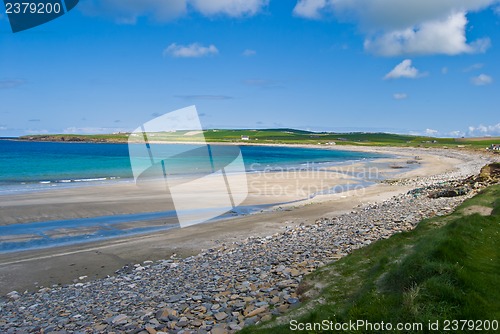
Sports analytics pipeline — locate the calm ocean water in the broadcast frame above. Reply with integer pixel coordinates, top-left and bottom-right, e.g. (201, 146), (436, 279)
(0, 140), (384, 192)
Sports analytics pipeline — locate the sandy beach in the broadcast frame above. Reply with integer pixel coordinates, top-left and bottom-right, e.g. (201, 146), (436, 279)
(0, 145), (490, 296)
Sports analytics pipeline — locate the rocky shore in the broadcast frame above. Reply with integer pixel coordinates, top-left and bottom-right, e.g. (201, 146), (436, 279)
(1, 153), (498, 334)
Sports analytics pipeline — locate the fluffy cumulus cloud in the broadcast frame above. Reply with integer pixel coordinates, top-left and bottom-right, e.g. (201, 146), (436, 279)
(467, 123), (500, 136)
(364, 12), (491, 56)
(163, 43), (219, 58)
(471, 74), (493, 86)
(293, 0), (498, 56)
(293, 0), (328, 19)
(384, 59), (421, 79)
(79, 0), (268, 23)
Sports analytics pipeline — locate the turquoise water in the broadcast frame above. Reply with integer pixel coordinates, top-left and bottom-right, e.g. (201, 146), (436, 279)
(0, 140), (385, 193)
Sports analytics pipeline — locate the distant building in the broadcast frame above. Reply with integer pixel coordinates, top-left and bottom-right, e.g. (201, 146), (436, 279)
(241, 135), (250, 141)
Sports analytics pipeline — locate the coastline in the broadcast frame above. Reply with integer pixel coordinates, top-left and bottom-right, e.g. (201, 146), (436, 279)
(0, 145), (494, 296)
(1, 145), (497, 333)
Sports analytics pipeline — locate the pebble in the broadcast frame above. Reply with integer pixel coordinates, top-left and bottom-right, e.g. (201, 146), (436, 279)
(214, 312), (228, 321)
(246, 306), (268, 318)
(6, 292), (20, 301)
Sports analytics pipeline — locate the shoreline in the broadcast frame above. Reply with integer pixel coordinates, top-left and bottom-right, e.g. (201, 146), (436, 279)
(0, 146), (493, 295)
(0, 146), (497, 332)
(0, 146), (408, 255)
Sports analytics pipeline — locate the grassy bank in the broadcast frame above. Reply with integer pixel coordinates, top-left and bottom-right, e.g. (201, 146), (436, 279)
(18, 129), (499, 151)
(241, 185), (500, 333)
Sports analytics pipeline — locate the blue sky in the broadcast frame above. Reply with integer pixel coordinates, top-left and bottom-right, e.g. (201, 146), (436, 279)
(0, 0), (499, 137)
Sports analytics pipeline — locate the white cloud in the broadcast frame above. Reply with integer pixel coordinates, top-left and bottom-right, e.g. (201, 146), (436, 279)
(364, 12), (490, 56)
(412, 125), (500, 138)
(384, 59), (422, 79)
(163, 43), (219, 58)
(190, 0), (268, 17)
(471, 74), (493, 85)
(293, 0), (497, 56)
(393, 93), (408, 100)
(441, 67), (449, 74)
(79, 0), (268, 23)
(293, 0), (328, 19)
(448, 130), (465, 137)
(467, 123), (500, 136)
(79, 0), (188, 24)
(425, 128), (439, 136)
(242, 49), (257, 56)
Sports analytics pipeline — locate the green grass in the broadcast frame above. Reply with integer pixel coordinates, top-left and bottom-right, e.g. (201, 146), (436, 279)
(241, 185), (500, 333)
(19, 129), (500, 151)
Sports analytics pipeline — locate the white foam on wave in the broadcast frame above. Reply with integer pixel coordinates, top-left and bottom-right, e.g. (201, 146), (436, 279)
(73, 178), (108, 182)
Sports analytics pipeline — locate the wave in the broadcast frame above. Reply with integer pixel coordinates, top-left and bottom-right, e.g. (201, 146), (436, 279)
(34, 177), (121, 185)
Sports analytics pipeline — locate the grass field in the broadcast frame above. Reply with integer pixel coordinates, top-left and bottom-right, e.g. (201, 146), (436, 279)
(18, 129), (500, 151)
(241, 185), (500, 333)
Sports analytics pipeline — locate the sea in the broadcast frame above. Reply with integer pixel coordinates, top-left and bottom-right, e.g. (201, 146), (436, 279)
(0, 140), (384, 193)
(0, 139), (388, 252)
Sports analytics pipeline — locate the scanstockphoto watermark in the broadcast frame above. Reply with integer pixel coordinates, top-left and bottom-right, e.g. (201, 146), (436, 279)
(289, 319), (424, 332)
(128, 106), (248, 229)
(3, 1), (79, 33)
(248, 162), (381, 198)
(249, 162), (381, 181)
(289, 319), (499, 332)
